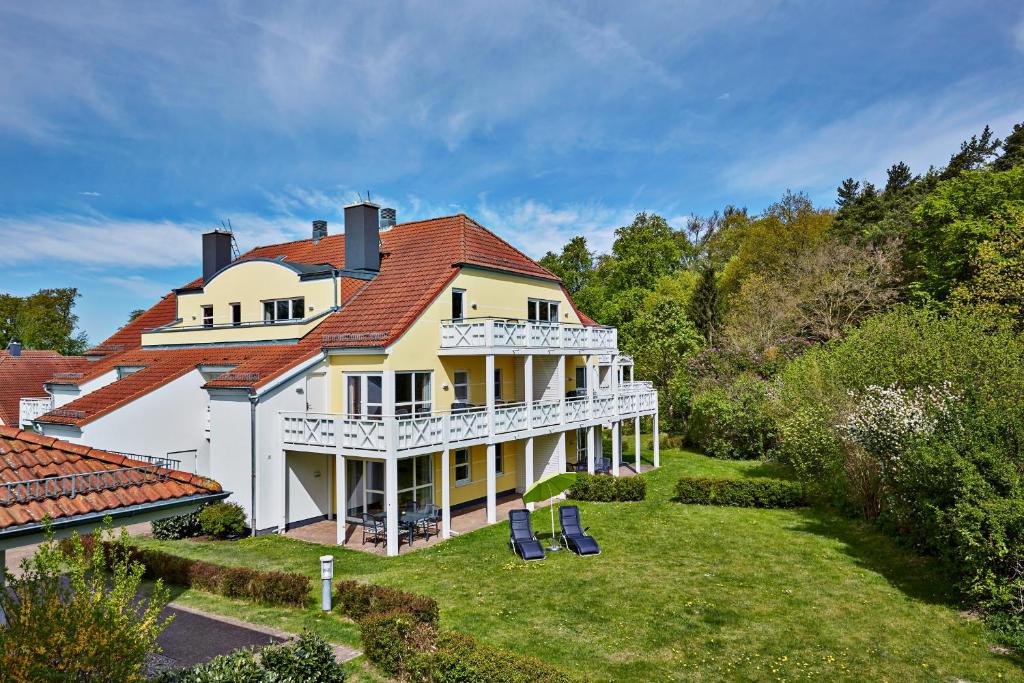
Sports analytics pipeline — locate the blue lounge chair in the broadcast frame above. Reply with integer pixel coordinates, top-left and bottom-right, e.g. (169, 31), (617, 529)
(559, 505), (600, 556)
(508, 509), (545, 561)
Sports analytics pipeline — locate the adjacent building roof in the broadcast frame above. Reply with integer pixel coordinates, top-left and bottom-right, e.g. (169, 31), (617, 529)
(0, 426), (225, 537)
(37, 213), (598, 427)
(0, 350), (91, 426)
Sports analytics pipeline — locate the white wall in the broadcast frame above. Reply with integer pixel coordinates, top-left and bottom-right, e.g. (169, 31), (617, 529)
(533, 357), (558, 401)
(208, 390), (253, 521)
(286, 451), (331, 525)
(49, 369), (120, 409)
(533, 433), (559, 480)
(51, 371), (209, 467)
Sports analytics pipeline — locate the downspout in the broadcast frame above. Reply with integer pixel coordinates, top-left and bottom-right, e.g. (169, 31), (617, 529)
(250, 392), (259, 536)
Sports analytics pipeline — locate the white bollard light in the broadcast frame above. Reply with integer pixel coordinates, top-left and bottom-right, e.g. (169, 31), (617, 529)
(320, 555), (334, 612)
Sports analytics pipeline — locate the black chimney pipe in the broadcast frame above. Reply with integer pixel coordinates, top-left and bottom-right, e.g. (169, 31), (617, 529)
(202, 230), (234, 283)
(344, 202), (381, 272)
(312, 220), (328, 243)
(7, 341), (21, 357)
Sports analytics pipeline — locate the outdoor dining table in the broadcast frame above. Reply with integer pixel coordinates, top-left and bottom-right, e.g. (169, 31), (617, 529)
(399, 510), (432, 546)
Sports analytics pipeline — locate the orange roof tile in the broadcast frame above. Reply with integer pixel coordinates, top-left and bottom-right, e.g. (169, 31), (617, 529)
(0, 425), (222, 532)
(0, 351), (91, 426)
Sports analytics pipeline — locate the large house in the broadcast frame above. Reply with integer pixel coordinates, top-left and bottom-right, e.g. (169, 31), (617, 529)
(32, 203), (660, 556)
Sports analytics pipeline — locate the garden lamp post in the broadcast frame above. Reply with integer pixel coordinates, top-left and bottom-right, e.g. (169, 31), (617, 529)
(320, 555), (334, 612)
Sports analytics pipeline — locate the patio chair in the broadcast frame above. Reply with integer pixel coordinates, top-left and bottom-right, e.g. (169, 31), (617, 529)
(595, 457), (613, 475)
(418, 503), (441, 540)
(361, 513), (386, 547)
(559, 505), (600, 556)
(508, 509), (545, 561)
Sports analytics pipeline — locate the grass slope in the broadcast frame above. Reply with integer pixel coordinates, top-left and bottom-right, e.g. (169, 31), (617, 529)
(139, 448), (1020, 681)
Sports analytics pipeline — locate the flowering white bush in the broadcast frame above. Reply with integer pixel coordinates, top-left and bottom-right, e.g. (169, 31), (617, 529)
(840, 382), (960, 475)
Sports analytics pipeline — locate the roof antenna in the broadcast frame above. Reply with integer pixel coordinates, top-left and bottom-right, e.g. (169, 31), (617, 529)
(220, 218), (241, 259)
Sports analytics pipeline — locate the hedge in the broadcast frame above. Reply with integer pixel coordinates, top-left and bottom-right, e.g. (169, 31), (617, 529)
(337, 580), (576, 682)
(109, 544), (310, 607)
(568, 473), (646, 502)
(674, 477), (807, 508)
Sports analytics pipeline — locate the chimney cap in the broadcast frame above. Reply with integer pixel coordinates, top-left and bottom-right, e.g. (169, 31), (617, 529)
(7, 340), (22, 357)
(343, 199), (380, 209)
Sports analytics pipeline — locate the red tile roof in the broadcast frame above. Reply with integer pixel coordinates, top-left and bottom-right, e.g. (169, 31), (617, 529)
(37, 214), (597, 425)
(0, 425), (222, 532)
(0, 351), (91, 426)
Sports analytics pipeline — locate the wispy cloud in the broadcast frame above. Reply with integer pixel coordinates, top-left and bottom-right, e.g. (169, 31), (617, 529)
(78, 191), (101, 197)
(1014, 14), (1024, 53)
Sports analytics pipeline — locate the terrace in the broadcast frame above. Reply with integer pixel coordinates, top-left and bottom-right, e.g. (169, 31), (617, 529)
(438, 317), (617, 354)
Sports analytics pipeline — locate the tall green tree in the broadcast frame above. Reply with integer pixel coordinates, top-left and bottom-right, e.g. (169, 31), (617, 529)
(605, 213), (682, 292)
(0, 288), (89, 355)
(538, 236), (594, 295)
(940, 124), (1001, 180)
(993, 121), (1024, 171)
(688, 264), (723, 344)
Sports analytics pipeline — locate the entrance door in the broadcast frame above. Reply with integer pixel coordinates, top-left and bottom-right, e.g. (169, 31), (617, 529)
(305, 373), (326, 412)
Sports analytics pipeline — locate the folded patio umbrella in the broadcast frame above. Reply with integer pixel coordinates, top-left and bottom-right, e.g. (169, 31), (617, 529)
(521, 472), (577, 550)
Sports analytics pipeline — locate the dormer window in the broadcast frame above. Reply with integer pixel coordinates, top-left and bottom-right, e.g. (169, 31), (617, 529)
(263, 297), (305, 323)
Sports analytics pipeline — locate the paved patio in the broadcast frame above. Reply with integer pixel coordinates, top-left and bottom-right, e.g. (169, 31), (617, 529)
(285, 463), (649, 554)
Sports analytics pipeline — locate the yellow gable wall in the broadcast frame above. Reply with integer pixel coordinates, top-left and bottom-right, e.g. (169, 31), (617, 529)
(142, 261), (336, 347)
(328, 267), (588, 413)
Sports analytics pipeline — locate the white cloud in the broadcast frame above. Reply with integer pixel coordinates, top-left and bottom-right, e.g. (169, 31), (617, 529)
(78, 191), (100, 197)
(721, 81), (1024, 201)
(1014, 15), (1024, 53)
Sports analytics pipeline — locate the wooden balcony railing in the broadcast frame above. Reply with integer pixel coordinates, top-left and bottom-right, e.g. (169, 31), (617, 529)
(439, 318), (617, 352)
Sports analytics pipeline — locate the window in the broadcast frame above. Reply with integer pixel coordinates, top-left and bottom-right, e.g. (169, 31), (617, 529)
(576, 427), (588, 464)
(493, 368), (503, 401)
(453, 371), (469, 404)
(575, 366), (587, 395)
(494, 442), (504, 475)
(201, 305), (214, 328)
(396, 371), (432, 417)
(346, 373), (383, 419)
(528, 298), (559, 322)
(452, 289), (465, 320)
(397, 454), (434, 508)
(263, 297), (305, 323)
(230, 303), (242, 326)
(454, 449), (471, 485)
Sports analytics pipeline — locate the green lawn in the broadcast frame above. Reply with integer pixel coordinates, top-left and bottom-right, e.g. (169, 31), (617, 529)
(139, 448), (1021, 681)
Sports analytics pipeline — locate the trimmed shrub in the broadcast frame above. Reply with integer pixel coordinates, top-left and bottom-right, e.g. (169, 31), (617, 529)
(112, 545), (309, 607)
(416, 631), (577, 683)
(154, 631), (345, 683)
(198, 502), (247, 539)
(359, 609), (421, 678)
(568, 473), (646, 502)
(335, 580), (439, 625)
(152, 506), (206, 540)
(674, 477), (807, 508)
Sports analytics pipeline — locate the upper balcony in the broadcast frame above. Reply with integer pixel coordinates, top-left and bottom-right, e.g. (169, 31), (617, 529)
(19, 396), (54, 427)
(439, 318), (617, 355)
(280, 381), (656, 458)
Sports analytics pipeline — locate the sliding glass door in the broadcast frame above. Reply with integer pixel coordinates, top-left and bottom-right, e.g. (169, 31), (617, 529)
(345, 459), (385, 521)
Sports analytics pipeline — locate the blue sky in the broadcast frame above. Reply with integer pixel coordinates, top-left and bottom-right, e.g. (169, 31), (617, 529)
(1, 1), (1023, 344)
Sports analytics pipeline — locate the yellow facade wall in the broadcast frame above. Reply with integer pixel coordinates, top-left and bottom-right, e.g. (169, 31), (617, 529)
(142, 260), (336, 347)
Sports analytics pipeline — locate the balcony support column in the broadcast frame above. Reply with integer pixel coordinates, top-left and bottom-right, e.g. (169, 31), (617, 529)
(653, 412), (660, 468)
(486, 443), (497, 524)
(631, 415), (640, 473)
(385, 454), (399, 556)
(557, 430), (567, 478)
(556, 355), (566, 423)
(441, 448), (451, 539)
(525, 436), (535, 511)
(586, 425), (596, 474)
(611, 421), (621, 476)
(524, 355), (534, 425)
(486, 354), (495, 436)
(335, 455), (346, 545)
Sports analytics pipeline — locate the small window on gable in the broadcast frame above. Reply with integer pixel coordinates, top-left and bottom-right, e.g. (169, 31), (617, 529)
(528, 299), (559, 323)
(202, 306), (214, 328)
(452, 289), (465, 320)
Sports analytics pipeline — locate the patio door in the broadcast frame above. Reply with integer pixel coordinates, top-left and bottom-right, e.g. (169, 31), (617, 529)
(345, 373), (383, 419)
(346, 459), (385, 522)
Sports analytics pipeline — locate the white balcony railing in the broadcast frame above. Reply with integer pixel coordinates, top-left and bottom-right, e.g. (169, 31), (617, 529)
(19, 397), (54, 426)
(440, 319), (617, 352)
(280, 387), (657, 455)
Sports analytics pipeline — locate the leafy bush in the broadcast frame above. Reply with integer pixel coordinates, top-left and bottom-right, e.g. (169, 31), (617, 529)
(568, 473), (646, 502)
(414, 630), (578, 683)
(117, 546), (310, 607)
(334, 580), (439, 625)
(198, 501), (247, 539)
(359, 610), (421, 678)
(686, 376), (778, 459)
(152, 505), (206, 540)
(674, 477), (807, 508)
(1, 525), (171, 682)
(154, 631), (345, 683)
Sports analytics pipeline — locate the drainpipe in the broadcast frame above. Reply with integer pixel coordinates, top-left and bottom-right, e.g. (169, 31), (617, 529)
(250, 393), (259, 536)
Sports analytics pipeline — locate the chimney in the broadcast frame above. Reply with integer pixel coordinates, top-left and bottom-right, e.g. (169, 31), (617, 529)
(344, 201), (381, 272)
(202, 230), (234, 283)
(380, 207), (397, 229)
(312, 220), (328, 243)
(7, 341), (21, 357)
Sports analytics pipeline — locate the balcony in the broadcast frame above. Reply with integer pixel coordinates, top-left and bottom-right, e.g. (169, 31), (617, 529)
(439, 318), (617, 354)
(280, 387), (657, 457)
(19, 397), (54, 427)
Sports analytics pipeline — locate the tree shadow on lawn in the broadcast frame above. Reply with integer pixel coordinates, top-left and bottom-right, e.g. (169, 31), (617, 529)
(788, 507), (961, 608)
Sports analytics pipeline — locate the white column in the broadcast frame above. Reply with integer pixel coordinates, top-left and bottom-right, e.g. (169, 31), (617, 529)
(326, 455), (334, 521)
(653, 411), (660, 468)
(335, 455), (346, 545)
(441, 449), (451, 539)
(385, 455), (399, 556)
(486, 443), (497, 524)
(279, 449), (288, 533)
(485, 354), (495, 436)
(586, 425), (596, 474)
(525, 436), (535, 511)
(634, 415), (641, 472)
(557, 355), (566, 422)
(611, 421), (621, 476)
(557, 430), (566, 475)
(524, 355), (534, 426)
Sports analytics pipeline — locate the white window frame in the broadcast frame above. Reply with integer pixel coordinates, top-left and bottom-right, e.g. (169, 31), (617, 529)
(201, 305), (214, 328)
(494, 442), (504, 475)
(527, 298), (559, 323)
(263, 297), (305, 323)
(454, 448), (471, 485)
(398, 454), (434, 507)
(345, 373), (383, 420)
(451, 288), (465, 321)
(453, 370), (469, 404)
(395, 370), (432, 418)
(493, 368), (503, 401)
(230, 302), (242, 327)
(576, 427), (588, 463)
